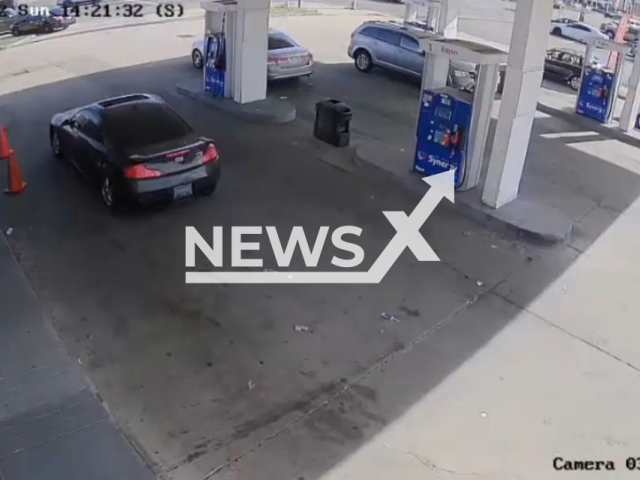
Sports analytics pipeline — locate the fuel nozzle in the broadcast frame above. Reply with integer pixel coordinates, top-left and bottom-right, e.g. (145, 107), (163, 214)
(451, 125), (463, 151)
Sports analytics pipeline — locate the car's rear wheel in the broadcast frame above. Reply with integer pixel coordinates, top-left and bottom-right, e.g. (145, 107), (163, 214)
(192, 49), (203, 69)
(10, 26), (20, 36)
(50, 130), (62, 158)
(552, 27), (562, 36)
(569, 75), (581, 91)
(43, 23), (53, 34)
(203, 182), (218, 196)
(354, 49), (373, 73)
(100, 175), (119, 209)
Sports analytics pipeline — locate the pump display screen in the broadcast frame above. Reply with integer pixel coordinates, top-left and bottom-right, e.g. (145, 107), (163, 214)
(436, 106), (452, 120)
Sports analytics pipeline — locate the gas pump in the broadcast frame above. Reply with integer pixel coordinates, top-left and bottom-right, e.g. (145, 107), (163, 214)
(415, 38), (508, 191)
(576, 38), (629, 124)
(204, 32), (226, 98)
(415, 88), (471, 187)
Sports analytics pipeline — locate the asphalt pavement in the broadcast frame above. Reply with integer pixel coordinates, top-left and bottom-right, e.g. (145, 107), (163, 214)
(1, 6), (640, 480)
(0, 16), (541, 480)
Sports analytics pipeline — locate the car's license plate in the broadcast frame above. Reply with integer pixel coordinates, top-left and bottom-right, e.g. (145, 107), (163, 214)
(173, 183), (193, 200)
(285, 55), (306, 67)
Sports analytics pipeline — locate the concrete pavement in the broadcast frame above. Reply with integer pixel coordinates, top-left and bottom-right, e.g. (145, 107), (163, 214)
(1, 9), (640, 480)
(0, 234), (156, 480)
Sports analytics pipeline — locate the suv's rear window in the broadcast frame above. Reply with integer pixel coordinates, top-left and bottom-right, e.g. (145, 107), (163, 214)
(269, 35), (295, 50)
(103, 103), (192, 149)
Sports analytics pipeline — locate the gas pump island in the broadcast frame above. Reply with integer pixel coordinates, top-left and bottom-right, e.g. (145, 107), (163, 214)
(414, 38), (508, 191)
(200, 0), (270, 105)
(576, 38), (629, 124)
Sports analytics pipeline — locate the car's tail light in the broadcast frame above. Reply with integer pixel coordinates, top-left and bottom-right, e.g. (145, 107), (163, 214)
(124, 164), (162, 179)
(268, 55), (280, 65)
(201, 144), (219, 164)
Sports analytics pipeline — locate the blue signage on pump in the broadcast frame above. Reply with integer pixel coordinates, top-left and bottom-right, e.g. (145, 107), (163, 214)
(204, 33), (226, 98)
(414, 88), (472, 188)
(576, 67), (615, 123)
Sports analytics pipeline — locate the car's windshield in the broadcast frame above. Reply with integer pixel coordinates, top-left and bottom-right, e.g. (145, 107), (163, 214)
(103, 103), (193, 149)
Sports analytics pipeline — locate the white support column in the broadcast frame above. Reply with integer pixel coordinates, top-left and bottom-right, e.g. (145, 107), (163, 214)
(481, 0), (554, 209)
(620, 54), (640, 132)
(422, 54), (449, 91)
(460, 64), (499, 191)
(231, 0), (269, 104)
(437, 0), (458, 38)
(422, 0), (458, 93)
(404, 2), (419, 23)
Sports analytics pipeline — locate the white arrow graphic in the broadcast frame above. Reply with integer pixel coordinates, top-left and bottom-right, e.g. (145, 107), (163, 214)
(186, 170), (455, 284)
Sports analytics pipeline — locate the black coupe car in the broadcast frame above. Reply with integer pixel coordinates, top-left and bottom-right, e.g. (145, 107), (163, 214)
(50, 94), (220, 209)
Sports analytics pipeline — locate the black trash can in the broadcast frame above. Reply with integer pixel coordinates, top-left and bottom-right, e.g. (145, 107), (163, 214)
(314, 99), (352, 147)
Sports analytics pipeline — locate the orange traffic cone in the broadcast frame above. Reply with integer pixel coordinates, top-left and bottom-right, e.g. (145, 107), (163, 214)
(0, 125), (11, 160)
(4, 151), (26, 195)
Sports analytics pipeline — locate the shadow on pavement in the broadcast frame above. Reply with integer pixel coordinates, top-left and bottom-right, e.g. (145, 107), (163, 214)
(0, 56), (638, 479)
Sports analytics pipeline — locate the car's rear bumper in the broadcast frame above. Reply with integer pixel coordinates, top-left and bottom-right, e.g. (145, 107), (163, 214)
(347, 44), (355, 58)
(267, 62), (313, 80)
(122, 161), (220, 205)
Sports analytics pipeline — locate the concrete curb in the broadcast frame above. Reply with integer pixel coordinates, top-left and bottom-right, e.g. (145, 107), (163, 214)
(177, 79), (296, 124)
(355, 141), (572, 245)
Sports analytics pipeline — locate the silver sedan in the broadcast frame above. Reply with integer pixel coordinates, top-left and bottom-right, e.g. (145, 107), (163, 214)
(191, 28), (314, 81)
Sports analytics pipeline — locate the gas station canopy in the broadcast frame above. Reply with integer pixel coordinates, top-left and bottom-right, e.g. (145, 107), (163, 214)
(200, 0), (265, 13)
(420, 38), (508, 65)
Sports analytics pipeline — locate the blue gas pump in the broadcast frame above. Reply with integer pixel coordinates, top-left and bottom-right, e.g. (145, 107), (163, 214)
(576, 66), (615, 123)
(414, 87), (473, 188)
(204, 33), (226, 98)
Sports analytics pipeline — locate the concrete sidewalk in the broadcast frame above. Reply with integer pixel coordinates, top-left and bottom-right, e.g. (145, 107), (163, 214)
(0, 233), (156, 480)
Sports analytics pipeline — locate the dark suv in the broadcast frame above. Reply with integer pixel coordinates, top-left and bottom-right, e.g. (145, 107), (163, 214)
(543, 48), (584, 91)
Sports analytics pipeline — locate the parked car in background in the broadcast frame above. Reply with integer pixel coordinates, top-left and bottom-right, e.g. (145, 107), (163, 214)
(50, 94), (220, 209)
(57, 0), (100, 7)
(191, 29), (313, 81)
(551, 17), (577, 26)
(550, 20), (608, 43)
(10, 9), (74, 35)
(601, 19), (640, 41)
(604, 10), (623, 19)
(0, 7), (20, 34)
(543, 47), (585, 90)
(347, 21), (476, 91)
